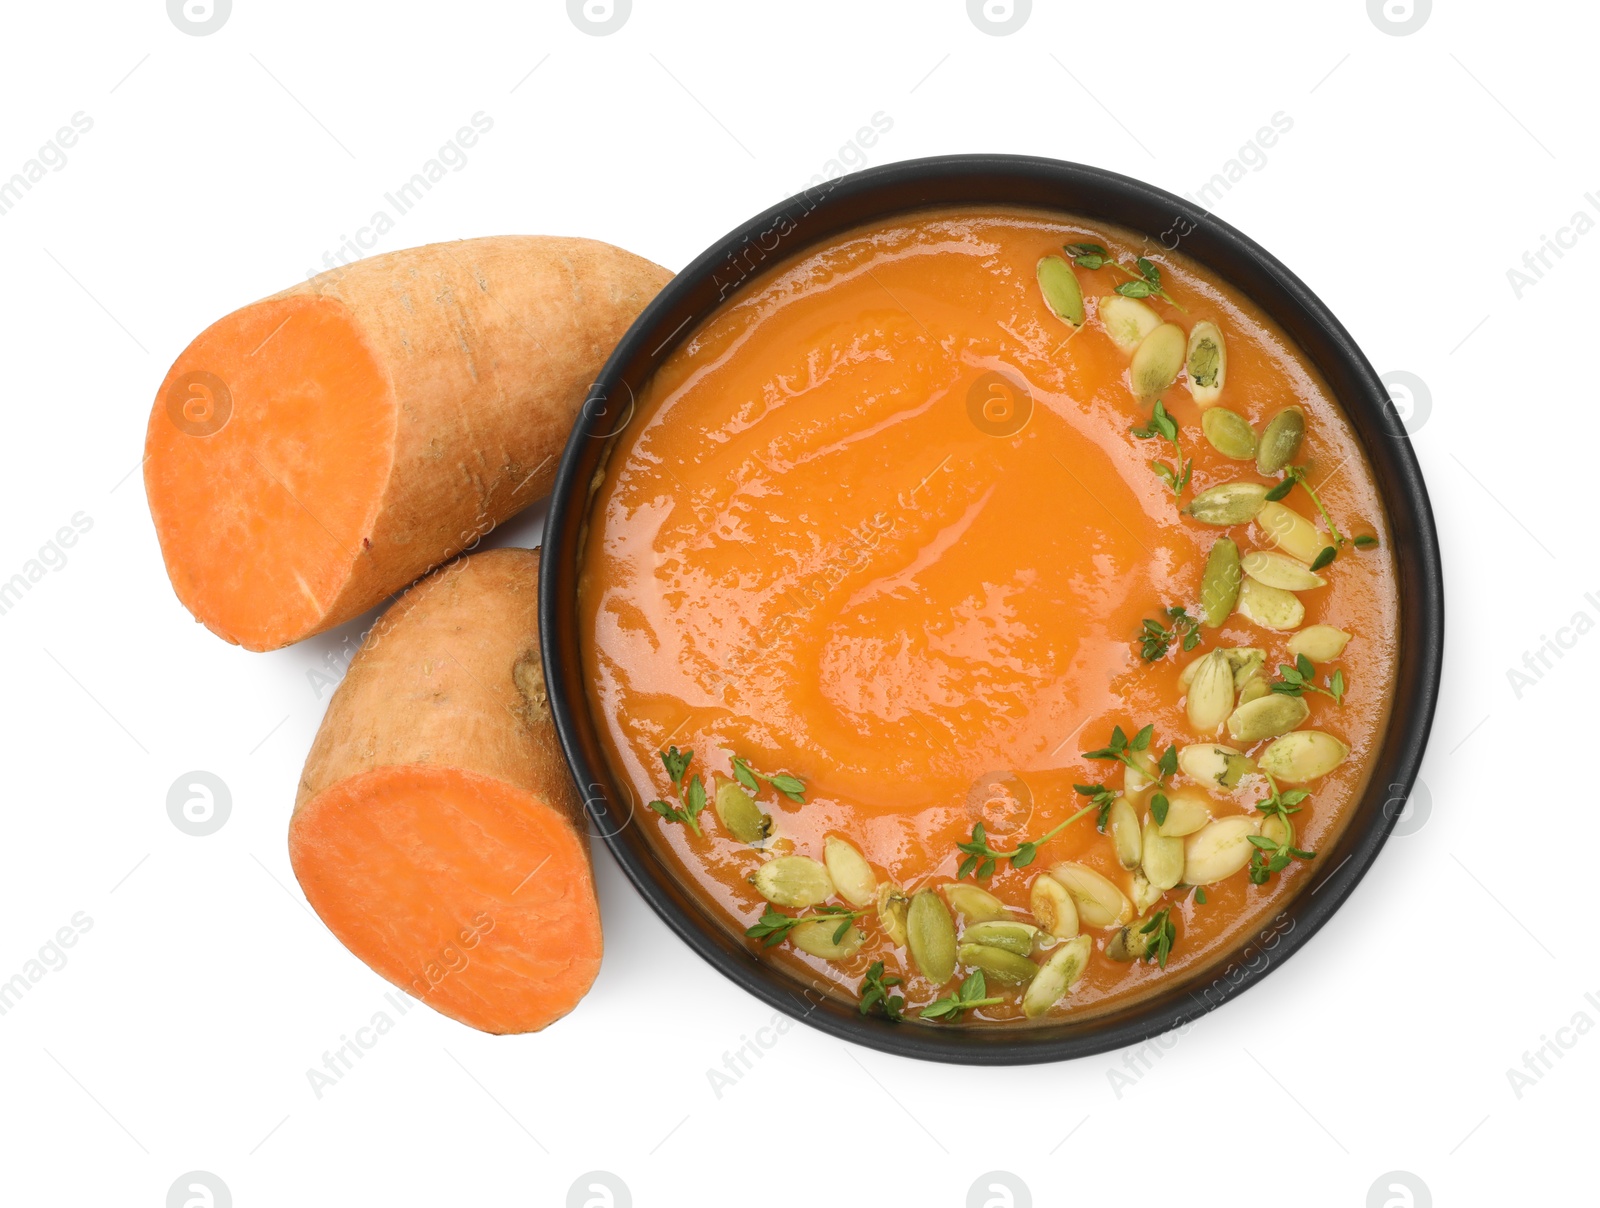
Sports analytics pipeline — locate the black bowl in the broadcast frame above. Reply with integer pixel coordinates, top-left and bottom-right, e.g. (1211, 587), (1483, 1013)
(539, 154), (1443, 1064)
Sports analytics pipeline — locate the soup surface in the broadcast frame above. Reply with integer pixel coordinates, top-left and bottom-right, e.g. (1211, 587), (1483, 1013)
(578, 207), (1397, 1025)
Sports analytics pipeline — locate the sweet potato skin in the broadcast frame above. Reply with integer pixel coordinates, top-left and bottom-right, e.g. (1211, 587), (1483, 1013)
(147, 236), (671, 650)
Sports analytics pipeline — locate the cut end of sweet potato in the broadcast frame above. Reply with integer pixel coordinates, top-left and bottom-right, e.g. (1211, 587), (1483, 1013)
(144, 294), (395, 651)
(289, 764), (602, 1034)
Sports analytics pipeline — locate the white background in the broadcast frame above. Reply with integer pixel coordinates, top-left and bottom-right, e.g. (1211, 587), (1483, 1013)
(0, 2), (1588, 1205)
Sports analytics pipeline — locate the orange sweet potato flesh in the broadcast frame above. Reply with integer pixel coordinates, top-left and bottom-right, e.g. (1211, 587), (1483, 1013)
(289, 547), (600, 1034)
(144, 236), (671, 651)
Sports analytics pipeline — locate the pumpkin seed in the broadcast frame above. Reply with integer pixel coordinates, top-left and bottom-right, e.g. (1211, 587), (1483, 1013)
(1106, 919), (1153, 962)
(1122, 748), (1160, 792)
(1022, 934), (1092, 1019)
(1183, 816), (1260, 884)
(1186, 320), (1228, 405)
(943, 882), (1008, 923)
(1185, 481), (1269, 526)
(751, 856), (834, 908)
(1255, 501), (1324, 564)
(1288, 625), (1352, 663)
(1236, 577), (1305, 631)
(1178, 743), (1255, 789)
(1050, 863), (1132, 928)
(1156, 788), (1213, 838)
(1029, 874), (1079, 938)
(1226, 693), (1310, 744)
(715, 780), (772, 846)
(961, 920), (1040, 956)
(1036, 255), (1086, 326)
(1200, 538), (1242, 628)
(1260, 812), (1293, 849)
(1201, 407), (1255, 460)
(1099, 294), (1162, 352)
(1141, 815), (1186, 891)
(1108, 796), (1143, 870)
(1186, 649), (1236, 734)
(1237, 675), (1270, 705)
(1256, 406), (1306, 475)
(1130, 872), (1164, 915)
(823, 836), (877, 907)
(1179, 645), (1262, 690)
(1259, 730), (1350, 783)
(907, 890), (957, 984)
(791, 919), (865, 959)
(1242, 549), (1325, 592)
(1131, 323), (1187, 400)
(877, 883), (910, 946)
(958, 942), (1039, 984)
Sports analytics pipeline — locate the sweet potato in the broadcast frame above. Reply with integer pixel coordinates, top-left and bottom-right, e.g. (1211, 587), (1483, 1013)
(289, 547), (600, 1034)
(144, 236), (670, 651)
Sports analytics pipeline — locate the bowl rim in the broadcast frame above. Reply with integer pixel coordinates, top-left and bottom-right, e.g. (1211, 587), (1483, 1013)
(539, 153), (1444, 1065)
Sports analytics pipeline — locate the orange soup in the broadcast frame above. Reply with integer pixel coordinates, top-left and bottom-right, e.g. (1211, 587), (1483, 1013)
(577, 207), (1397, 1025)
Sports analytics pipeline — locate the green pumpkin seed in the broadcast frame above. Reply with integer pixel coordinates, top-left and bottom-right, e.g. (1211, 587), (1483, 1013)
(1187, 321), (1228, 404)
(1186, 649), (1236, 734)
(1108, 796), (1142, 870)
(1179, 645), (1262, 690)
(1259, 730), (1350, 783)
(1099, 294), (1162, 352)
(1106, 919), (1153, 962)
(1236, 577), (1305, 631)
(1050, 863), (1132, 928)
(1256, 406), (1306, 475)
(1200, 538), (1242, 628)
(961, 920), (1040, 956)
(823, 836), (876, 907)
(751, 855), (833, 907)
(715, 780), (771, 846)
(1185, 481), (1269, 526)
(1237, 675), (1271, 704)
(1141, 815), (1185, 891)
(1178, 743), (1255, 789)
(1288, 625), (1352, 662)
(1157, 788), (1213, 838)
(1242, 549), (1325, 592)
(791, 919), (865, 959)
(1183, 816), (1259, 884)
(877, 883), (910, 947)
(1255, 501), (1324, 564)
(1226, 693), (1310, 744)
(1036, 255), (1085, 326)
(943, 882), (1008, 923)
(1022, 933), (1092, 1018)
(1129, 872), (1163, 915)
(1201, 407), (1255, 460)
(907, 890), (957, 984)
(958, 942), (1038, 984)
(1130, 322), (1187, 400)
(1029, 874), (1078, 938)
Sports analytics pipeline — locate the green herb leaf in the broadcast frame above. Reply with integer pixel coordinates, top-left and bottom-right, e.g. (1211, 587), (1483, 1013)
(859, 960), (905, 1022)
(1264, 477), (1295, 502)
(1353, 534), (1378, 549)
(921, 970), (1000, 1021)
(1139, 908), (1177, 968)
(730, 756), (760, 794)
(661, 746), (693, 790)
(1116, 279), (1155, 299)
(1150, 792), (1169, 826)
(1310, 546), (1337, 572)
